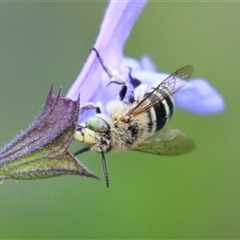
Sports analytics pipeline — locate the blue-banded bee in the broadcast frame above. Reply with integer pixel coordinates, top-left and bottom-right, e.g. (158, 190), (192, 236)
(74, 48), (195, 187)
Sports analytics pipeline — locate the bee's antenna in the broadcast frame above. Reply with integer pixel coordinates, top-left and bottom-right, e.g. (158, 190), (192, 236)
(100, 150), (109, 188)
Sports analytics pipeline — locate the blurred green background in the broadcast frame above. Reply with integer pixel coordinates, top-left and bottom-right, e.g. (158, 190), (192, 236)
(0, 1), (239, 239)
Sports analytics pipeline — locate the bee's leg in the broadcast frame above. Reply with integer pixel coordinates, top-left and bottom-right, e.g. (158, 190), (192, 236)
(107, 81), (127, 101)
(91, 48), (127, 101)
(80, 103), (101, 113)
(74, 146), (90, 156)
(91, 48), (116, 78)
(117, 84), (127, 101)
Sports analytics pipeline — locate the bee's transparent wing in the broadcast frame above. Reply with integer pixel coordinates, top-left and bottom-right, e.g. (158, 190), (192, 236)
(133, 129), (195, 156)
(128, 65), (194, 116)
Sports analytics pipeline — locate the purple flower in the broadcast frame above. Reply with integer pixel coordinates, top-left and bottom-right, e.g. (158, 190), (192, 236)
(0, 0), (225, 184)
(66, 0), (224, 122)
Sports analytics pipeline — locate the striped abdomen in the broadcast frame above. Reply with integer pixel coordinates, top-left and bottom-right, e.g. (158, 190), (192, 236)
(145, 86), (174, 134)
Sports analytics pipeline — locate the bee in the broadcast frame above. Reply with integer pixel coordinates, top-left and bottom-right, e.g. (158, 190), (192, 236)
(74, 48), (195, 187)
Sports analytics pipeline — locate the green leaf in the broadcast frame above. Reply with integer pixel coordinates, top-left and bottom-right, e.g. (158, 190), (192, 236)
(0, 85), (98, 182)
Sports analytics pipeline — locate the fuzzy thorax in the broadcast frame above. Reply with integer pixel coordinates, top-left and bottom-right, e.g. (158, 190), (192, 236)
(105, 100), (152, 151)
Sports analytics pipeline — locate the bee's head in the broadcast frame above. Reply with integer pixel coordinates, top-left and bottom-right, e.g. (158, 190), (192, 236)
(86, 114), (110, 133)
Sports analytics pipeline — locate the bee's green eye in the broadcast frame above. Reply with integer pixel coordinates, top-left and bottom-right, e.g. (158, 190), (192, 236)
(86, 116), (109, 133)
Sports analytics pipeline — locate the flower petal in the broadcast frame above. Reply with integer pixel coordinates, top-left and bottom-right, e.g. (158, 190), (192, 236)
(120, 57), (225, 115)
(95, 1), (147, 66)
(174, 78), (225, 114)
(140, 55), (158, 72)
(67, 0), (224, 121)
(66, 1), (147, 107)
